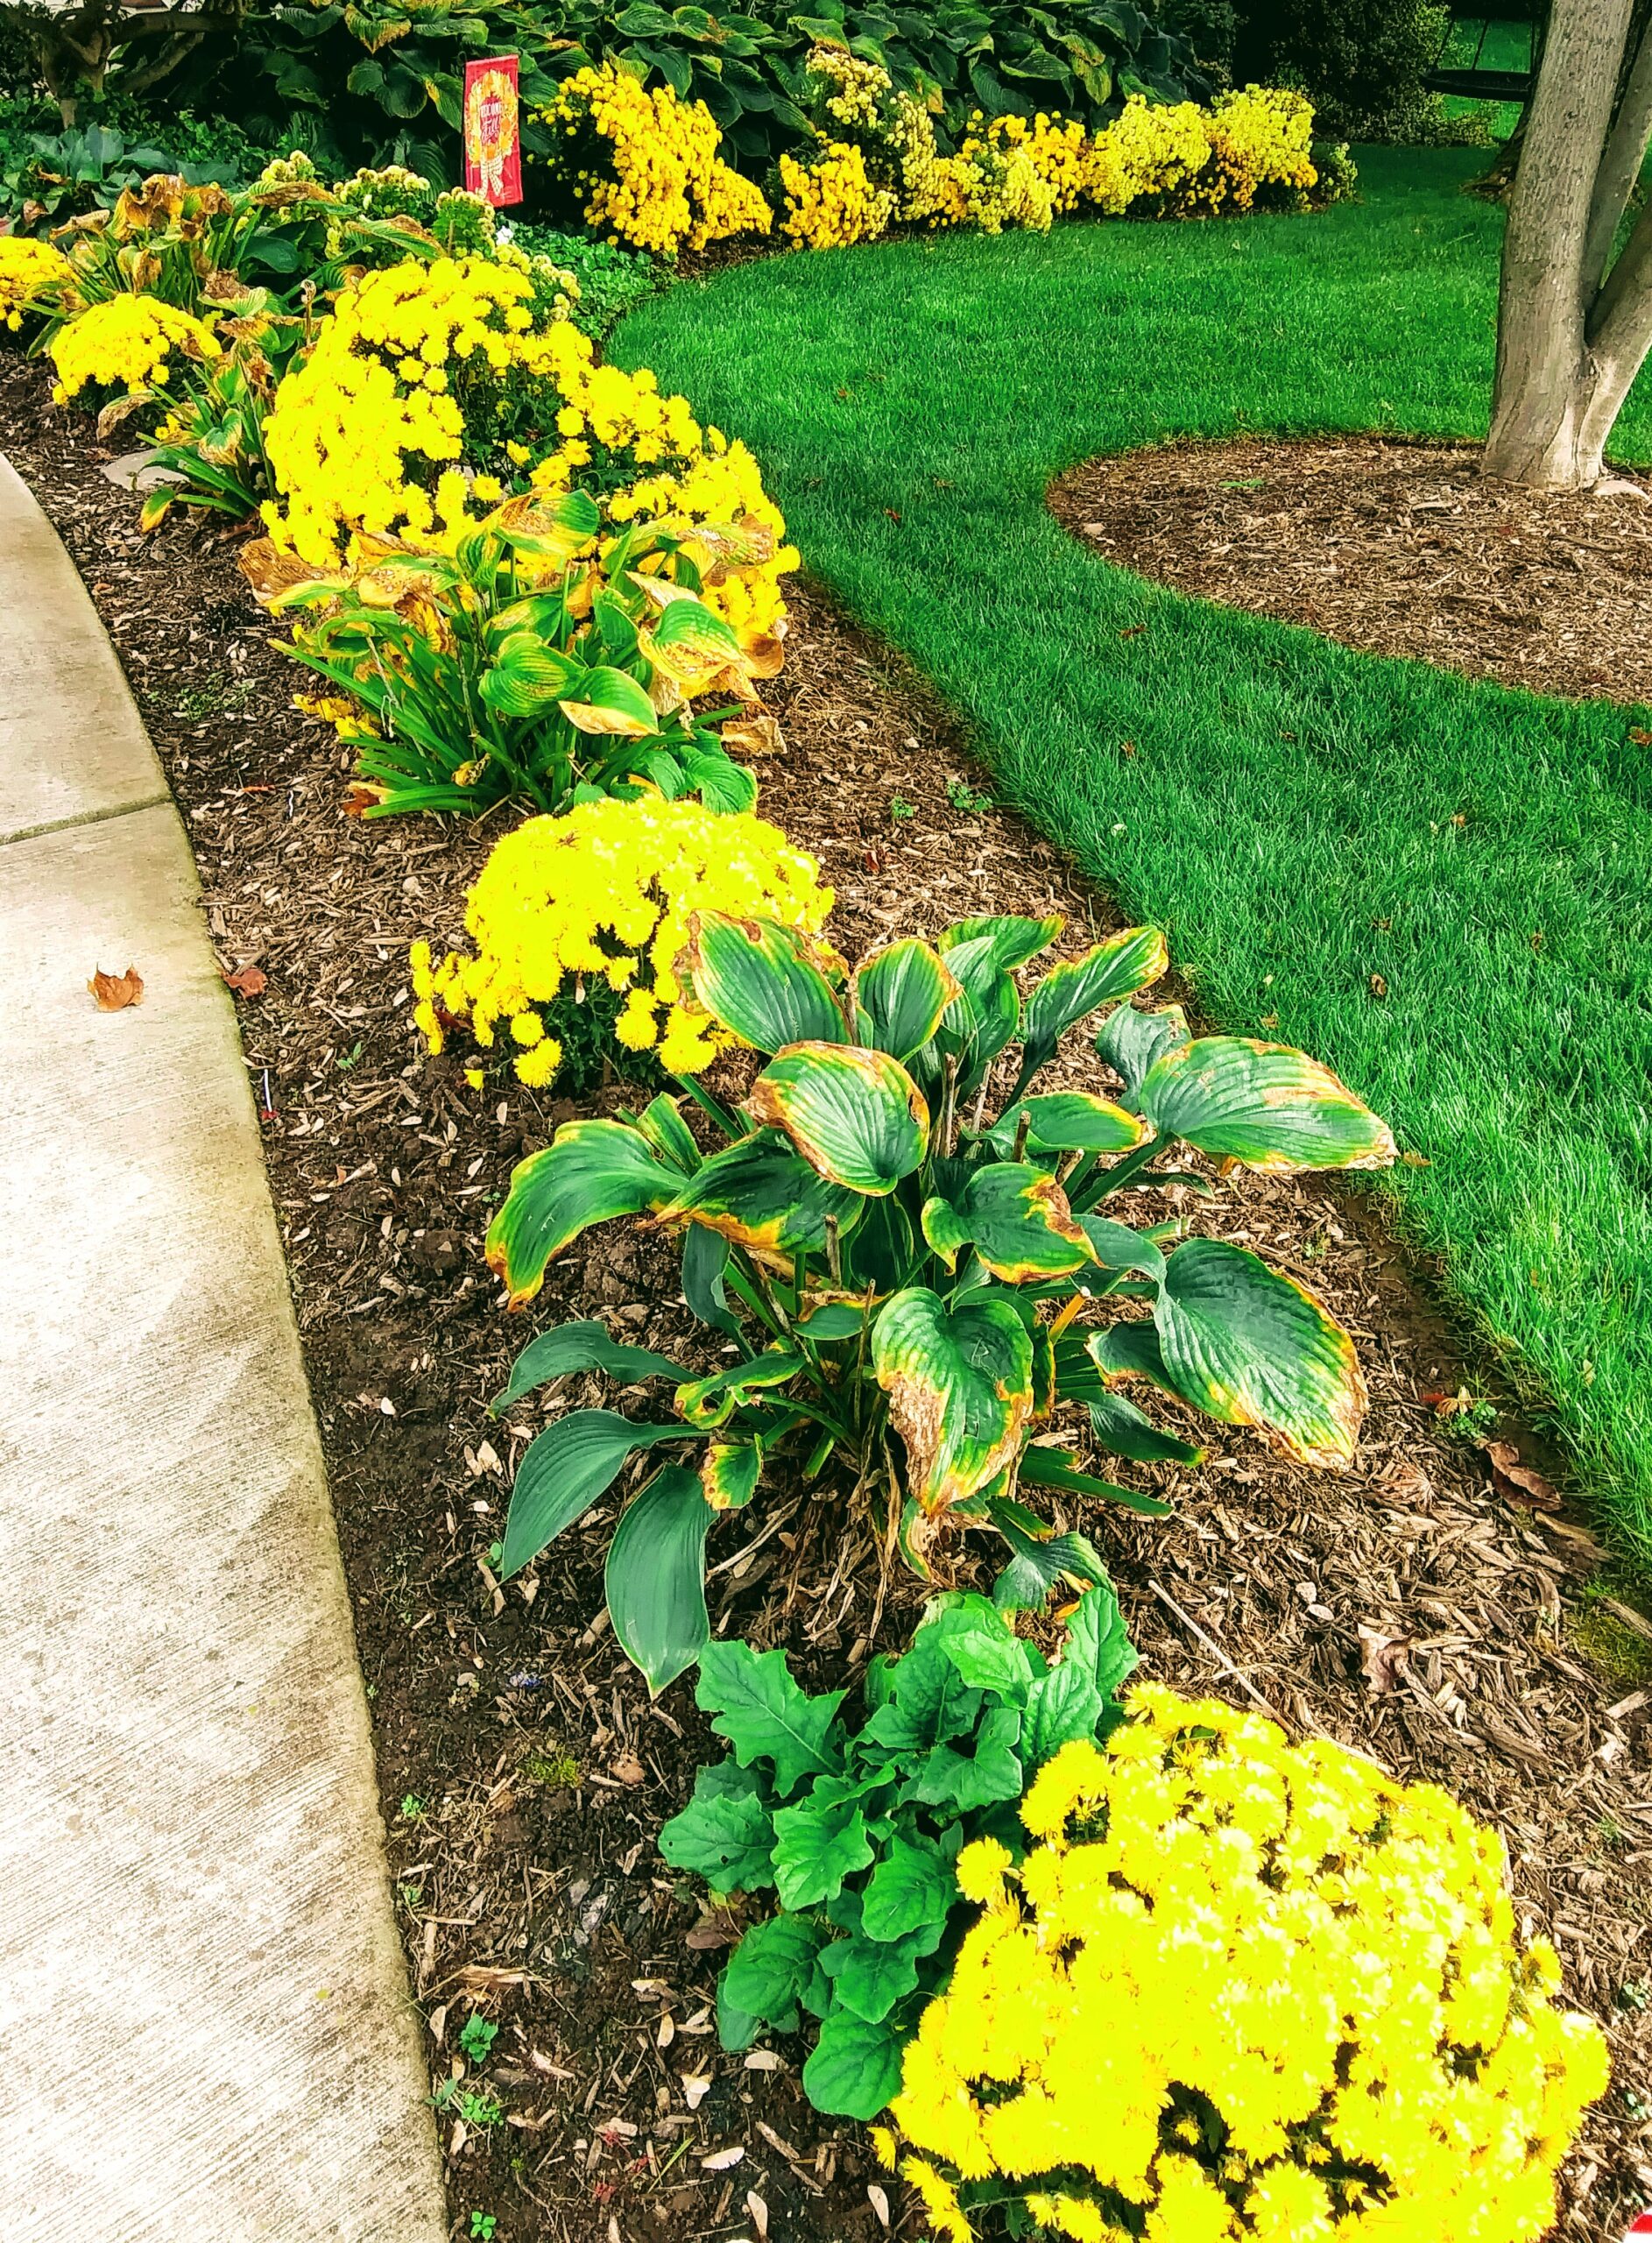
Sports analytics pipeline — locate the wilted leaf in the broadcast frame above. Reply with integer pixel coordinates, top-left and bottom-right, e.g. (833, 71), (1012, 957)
(1484, 1439), (1561, 1511)
(222, 962), (268, 999)
(88, 965), (144, 1011)
(872, 1288), (1034, 1516)
(1357, 1624), (1410, 1694)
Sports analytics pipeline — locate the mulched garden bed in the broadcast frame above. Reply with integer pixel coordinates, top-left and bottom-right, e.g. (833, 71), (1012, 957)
(1050, 436), (1652, 710)
(5, 349), (1652, 2243)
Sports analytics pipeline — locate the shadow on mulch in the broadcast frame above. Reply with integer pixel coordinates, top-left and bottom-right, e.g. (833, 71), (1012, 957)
(4, 351), (1651, 2243)
(1050, 436), (1652, 711)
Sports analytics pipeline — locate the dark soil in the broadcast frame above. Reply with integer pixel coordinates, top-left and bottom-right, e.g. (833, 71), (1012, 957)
(1050, 436), (1652, 711)
(5, 350), (1652, 2243)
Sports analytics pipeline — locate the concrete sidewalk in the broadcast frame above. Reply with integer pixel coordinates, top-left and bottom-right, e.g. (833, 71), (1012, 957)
(0, 455), (447, 2238)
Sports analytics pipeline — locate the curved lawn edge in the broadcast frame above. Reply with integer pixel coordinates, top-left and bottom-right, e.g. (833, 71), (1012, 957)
(613, 151), (1652, 1556)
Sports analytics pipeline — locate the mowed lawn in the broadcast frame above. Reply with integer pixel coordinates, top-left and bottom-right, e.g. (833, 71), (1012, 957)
(616, 148), (1652, 1552)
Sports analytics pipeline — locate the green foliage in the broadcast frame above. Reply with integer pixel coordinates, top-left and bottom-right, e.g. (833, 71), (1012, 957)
(490, 910), (1394, 1688)
(458, 2014), (499, 2065)
(660, 1587), (1135, 2115)
(1232, 0), (1457, 144)
(0, 99), (267, 229)
(502, 220), (661, 340)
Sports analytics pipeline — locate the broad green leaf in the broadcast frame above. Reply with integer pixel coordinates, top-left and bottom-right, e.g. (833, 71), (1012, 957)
(859, 1631), (982, 1757)
(1084, 1386), (1206, 1468)
(929, 1600), (1035, 1699)
(842, 1191), (914, 1296)
(902, 1703), (1023, 1812)
(821, 1931), (927, 2024)
(1063, 1577), (1139, 1705)
(702, 1440), (761, 1511)
(676, 1348), (809, 1430)
(859, 1834), (956, 1943)
(696, 1640), (844, 1795)
(1139, 1038), (1397, 1174)
(559, 664), (660, 738)
(1084, 1319), (1181, 1397)
(1018, 1440), (1174, 1517)
(477, 631), (582, 718)
(500, 1411), (686, 1577)
(872, 1289), (1034, 1517)
(607, 1466), (713, 1694)
(1097, 1001), (1190, 1103)
(659, 1763), (776, 1894)
(658, 1130), (864, 1274)
(486, 1121), (674, 1307)
(1154, 1237), (1367, 1468)
(772, 1780), (874, 1908)
(987, 1090), (1145, 1159)
(651, 590), (743, 662)
(682, 1221), (740, 1337)
(795, 1299), (868, 1341)
(1021, 1658), (1105, 1765)
(854, 939), (962, 1061)
(938, 914), (1063, 971)
(493, 1318), (685, 1411)
(632, 1090), (700, 1171)
(801, 2006), (906, 2120)
(685, 910), (846, 1053)
(722, 1912), (825, 2032)
(921, 1163), (1095, 1283)
(1020, 927), (1169, 1074)
(715, 1970), (763, 2055)
(928, 932), (1020, 1084)
(746, 1043), (928, 1194)
(985, 1494), (1110, 1614)
(1075, 1214), (1166, 1282)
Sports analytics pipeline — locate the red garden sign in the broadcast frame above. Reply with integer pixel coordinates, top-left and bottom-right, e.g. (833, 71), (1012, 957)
(462, 56), (522, 208)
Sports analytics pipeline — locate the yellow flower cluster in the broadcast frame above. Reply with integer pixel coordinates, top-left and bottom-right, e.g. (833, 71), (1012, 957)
(0, 235), (73, 331)
(410, 796), (832, 1086)
(49, 293), (221, 403)
(888, 1686), (1609, 2243)
(1104, 94), (1225, 215)
(536, 63), (772, 257)
(779, 142), (897, 252)
(1208, 84), (1320, 210)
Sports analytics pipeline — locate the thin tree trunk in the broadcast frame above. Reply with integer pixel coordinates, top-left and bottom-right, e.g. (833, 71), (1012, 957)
(1584, 12), (1652, 289)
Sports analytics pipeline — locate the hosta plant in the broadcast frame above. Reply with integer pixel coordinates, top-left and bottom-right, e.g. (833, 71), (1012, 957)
(659, 1585), (1137, 2120)
(486, 910), (1395, 1689)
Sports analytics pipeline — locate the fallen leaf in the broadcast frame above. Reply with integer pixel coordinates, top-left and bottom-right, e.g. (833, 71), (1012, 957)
(223, 962), (268, 999)
(681, 2072), (713, 2111)
(1484, 1439), (1561, 1512)
(685, 1906), (743, 1952)
(1356, 1624), (1411, 1695)
(867, 2184), (891, 2231)
(340, 784), (381, 817)
(745, 2189), (770, 2239)
(1119, 625), (1146, 640)
(611, 1751), (646, 1787)
(1629, 726), (1651, 745)
(1368, 973), (1387, 998)
(88, 964), (144, 1011)
(1421, 1386), (1475, 1419)
(743, 2048), (783, 2071)
(721, 712), (786, 759)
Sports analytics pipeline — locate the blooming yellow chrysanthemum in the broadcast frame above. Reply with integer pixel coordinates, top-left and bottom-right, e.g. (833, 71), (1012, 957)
(534, 63), (772, 257)
(49, 293), (220, 403)
(0, 234), (74, 333)
(888, 1686), (1609, 2243)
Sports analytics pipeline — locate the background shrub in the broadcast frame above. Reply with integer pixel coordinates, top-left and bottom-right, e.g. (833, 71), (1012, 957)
(1232, 0), (1458, 143)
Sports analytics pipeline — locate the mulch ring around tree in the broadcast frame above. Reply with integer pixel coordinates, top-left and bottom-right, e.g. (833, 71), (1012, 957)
(4, 348), (1652, 2242)
(1050, 436), (1652, 710)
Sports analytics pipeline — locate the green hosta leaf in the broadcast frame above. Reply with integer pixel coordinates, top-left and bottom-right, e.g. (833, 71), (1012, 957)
(1074, 1214), (1167, 1283)
(1139, 1038), (1397, 1174)
(860, 1631), (982, 1757)
(658, 1130), (864, 1275)
(1021, 1656), (1105, 1764)
(493, 1319), (685, 1411)
(859, 1834), (957, 1944)
(902, 1703), (1023, 1811)
(1097, 1001), (1190, 1104)
(921, 1163), (1095, 1283)
(1154, 1237), (1367, 1469)
(659, 1763), (777, 1895)
(801, 2006), (906, 2120)
(938, 914), (1063, 972)
(987, 1090), (1145, 1160)
(486, 1121), (675, 1307)
(1020, 927), (1169, 1075)
(1085, 1386), (1206, 1468)
(559, 664), (660, 739)
(872, 1289), (1034, 1518)
(1064, 1576), (1139, 1704)
(606, 1466), (713, 1695)
(631, 1090), (700, 1171)
(795, 1299), (868, 1342)
(821, 1930), (928, 2024)
(854, 939), (961, 1061)
(682, 1222), (740, 1337)
(746, 1043), (928, 1195)
(1020, 1442), (1173, 1517)
(702, 1440), (761, 1511)
(477, 631), (582, 717)
(500, 1411), (686, 1577)
(928, 932), (1020, 1086)
(696, 1640), (844, 1796)
(722, 1912), (826, 2033)
(1084, 1320), (1180, 1397)
(685, 910), (846, 1052)
(772, 1779), (874, 1908)
(987, 1500), (1110, 1614)
(842, 1191), (914, 1296)
(675, 1348), (809, 1430)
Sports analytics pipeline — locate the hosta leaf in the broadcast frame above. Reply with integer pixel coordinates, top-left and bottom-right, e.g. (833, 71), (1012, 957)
(1020, 927), (1169, 1074)
(746, 1043), (928, 1195)
(493, 1318), (685, 1411)
(986, 1497), (1110, 1614)
(659, 1763), (776, 1894)
(558, 664), (660, 738)
(772, 1778), (874, 1908)
(801, 2006), (906, 2120)
(1139, 1038), (1397, 1174)
(872, 1289), (1034, 1517)
(928, 933), (1020, 1083)
(676, 1348), (809, 1430)
(696, 1640), (844, 1795)
(795, 1299), (869, 1341)
(685, 911), (846, 1052)
(842, 1191), (914, 1296)
(1085, 1318), (1180, 1395)
(607, 1466), (714, 1695)
(938, 914), (1063, 971)
(500, 1411), (686, 1577)
(1154, 1237), (1367, 1468)
(987, 1090), (1145, 1159)
(486, 1121), (674, 1307)
(702, 1440), (761, 1510)
(859, 1833), (957, 1944)
(722, 1912), (825, 2032)
(682, 1222), (740, 1336)
(657, 1130), (864, 1274)
(1097, 1001), (1190, 1103)
(854, 938), (962, 1062)
(1076, 1213), (1166, 1282)
(1018, 1441), (1174, 1517)
(631, 1090), (700, 1171)
(1085, 1385), (1206, 1468)
(921, 1163), (1095, 1283)
(477, 631), (582, 717)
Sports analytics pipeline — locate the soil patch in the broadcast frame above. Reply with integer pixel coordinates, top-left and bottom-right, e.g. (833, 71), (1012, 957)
(1050, 436), (1652, 709)
(5, 354), (1652, 2243)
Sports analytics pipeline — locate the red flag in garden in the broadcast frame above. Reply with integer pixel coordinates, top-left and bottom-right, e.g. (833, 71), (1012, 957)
(462, 56), (522, 207)
(1625, 2215), (1652, 2236)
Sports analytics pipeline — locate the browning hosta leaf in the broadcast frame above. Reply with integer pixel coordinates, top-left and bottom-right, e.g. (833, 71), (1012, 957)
(659, 1763), (777, 1897)
(1020, 926), (1169, 1076)
(558, 664), (660, 738)
(1097, 1000), (1190, 1103)
(872, 1289), (1034, 1516)
(937, 914), (1063, 972)
(1154, 1237), (1368, 1468)
(499, 1410), (688, 1576)
(606, 1466), (715, 1695)
(685, 911), (847, 1053)
(746, 1043), (928, 1194)
(922, 1163), (1096, 1283)
(853, 939), (962, 1062)
(656, 1130), (865, 1274)
(487, 1120), (681, 1307)
(493, 1319), (686, 1411)
(696, 1640), (846, 1797)
(631, 1090), (701, 1171)
(702, 1440), (762, 1510)
(987, 1089), (1146, 1159)
(676, 1349), (810, 1430)
(986, 1496), (1111, 1613)
(1139, 1037), (1397, 1173)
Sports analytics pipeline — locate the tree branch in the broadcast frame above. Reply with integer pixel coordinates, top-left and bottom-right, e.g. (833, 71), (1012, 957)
(1584, 15), (1652, 294)
(1589, 183), (1652, 356)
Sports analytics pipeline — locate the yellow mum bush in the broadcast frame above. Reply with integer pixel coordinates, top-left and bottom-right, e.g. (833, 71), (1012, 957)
(535, 63), (772, 257)
(410, 796), (832, 1088)
(779, 141), (897, 251)
(887, 1684), (1609, 2243)
(1103, 94), (1226, 216)
(1208, 84), (1320, 211)
(0, 234), (74, 331)
(49, 293), (221, 404)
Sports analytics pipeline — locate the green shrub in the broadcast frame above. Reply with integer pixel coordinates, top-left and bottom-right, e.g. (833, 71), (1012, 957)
(501, 220), (661, 340)
(1232, 0), (1458, 144)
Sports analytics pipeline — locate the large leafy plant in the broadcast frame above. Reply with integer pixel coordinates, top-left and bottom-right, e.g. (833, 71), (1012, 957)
(660, 1586), (1137, 2119)
(485, 911), (1395, 1690)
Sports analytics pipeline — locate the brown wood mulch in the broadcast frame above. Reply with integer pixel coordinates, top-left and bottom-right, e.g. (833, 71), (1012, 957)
(4, 349), (1652, 2243)
(1050, 436), (1652, 710)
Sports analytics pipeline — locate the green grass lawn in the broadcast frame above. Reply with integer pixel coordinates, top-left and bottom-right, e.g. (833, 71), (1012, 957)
(616, 146), (1652, 1551)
